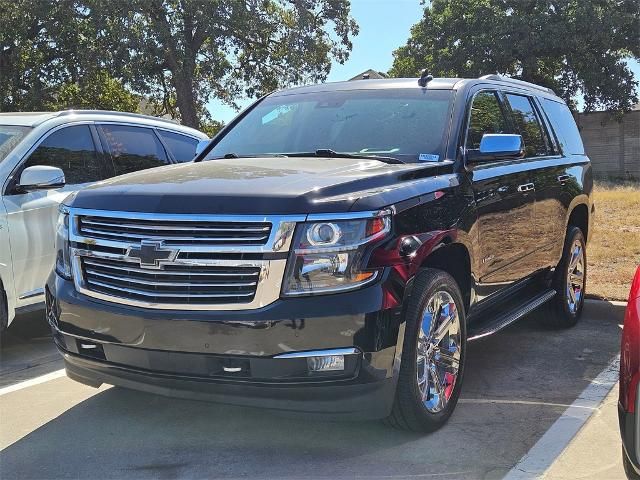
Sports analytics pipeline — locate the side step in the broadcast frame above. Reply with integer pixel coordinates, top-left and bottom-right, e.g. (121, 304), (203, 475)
(468, 289), (556, 341)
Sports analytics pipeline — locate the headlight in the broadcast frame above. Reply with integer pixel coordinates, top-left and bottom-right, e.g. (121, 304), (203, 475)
(282, 213), (391, 296)
(55, 206), (72, 280)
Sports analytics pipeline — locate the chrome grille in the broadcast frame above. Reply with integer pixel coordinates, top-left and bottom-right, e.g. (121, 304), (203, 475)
(78, 215), (272, 246)
(69, 208), (304, 311)
(82, 258), (260, 305)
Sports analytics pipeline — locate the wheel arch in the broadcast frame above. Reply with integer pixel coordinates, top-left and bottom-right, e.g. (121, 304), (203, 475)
(420, 240), (472, 313)
(566, 202), (590, 241)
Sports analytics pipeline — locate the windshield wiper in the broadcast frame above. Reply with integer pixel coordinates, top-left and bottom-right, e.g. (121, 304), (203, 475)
(203, 152), (287, 161)
(283, 149), (404, 165)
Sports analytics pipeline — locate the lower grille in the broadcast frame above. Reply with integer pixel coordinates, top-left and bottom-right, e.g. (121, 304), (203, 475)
(81, 258), (260, 305)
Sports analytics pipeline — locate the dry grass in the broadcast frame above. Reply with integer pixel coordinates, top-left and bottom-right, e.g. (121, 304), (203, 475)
(588, 181), (640, 301)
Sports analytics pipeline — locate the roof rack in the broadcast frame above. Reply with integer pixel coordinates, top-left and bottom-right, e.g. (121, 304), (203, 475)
(55, 109), (180, 126)
(478, 74), (555, 95)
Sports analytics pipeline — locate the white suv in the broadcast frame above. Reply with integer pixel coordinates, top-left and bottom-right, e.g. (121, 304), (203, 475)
(0, 110), (208, 330)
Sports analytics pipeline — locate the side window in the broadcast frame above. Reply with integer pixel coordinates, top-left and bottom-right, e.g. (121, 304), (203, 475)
(540, 99), (585, 155)
(504, 94), (549, 157)
(466, 91), (512, 149)
(23, 125), (104, 184)
(98, 125), (169, 177)
(157, 130), (199, 162)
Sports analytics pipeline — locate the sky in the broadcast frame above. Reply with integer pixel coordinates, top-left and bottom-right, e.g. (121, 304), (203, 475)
(207, 0), (640, 124)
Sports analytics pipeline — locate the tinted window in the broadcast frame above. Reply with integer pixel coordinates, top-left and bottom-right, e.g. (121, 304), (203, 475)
(466, 91), (512, 149)
(158, 130), (199, 162)
(540, 99), (585, 155)
(23, 125), (103, 184)
(505, 94), (549, 157)
(205, 89), (454, 163)
(99, 125), (169, 176)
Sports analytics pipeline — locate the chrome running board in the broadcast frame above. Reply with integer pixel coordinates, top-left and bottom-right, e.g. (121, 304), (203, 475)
(468, 289), (556, 341)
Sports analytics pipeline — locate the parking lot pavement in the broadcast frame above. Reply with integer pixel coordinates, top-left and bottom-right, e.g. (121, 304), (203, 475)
(0, 300), (626, 480)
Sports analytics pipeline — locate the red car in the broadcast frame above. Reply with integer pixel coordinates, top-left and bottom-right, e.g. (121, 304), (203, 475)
(621, 266), (640, 479)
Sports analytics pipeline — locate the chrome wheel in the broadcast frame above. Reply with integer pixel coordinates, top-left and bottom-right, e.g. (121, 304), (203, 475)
(416, 290), (462, 413)
(566, 239), (585, 314)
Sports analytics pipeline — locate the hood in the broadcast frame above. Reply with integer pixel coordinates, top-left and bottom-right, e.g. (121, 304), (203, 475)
(70, 157), (454, 214)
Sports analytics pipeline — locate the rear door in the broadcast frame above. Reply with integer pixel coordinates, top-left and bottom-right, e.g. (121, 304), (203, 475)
(465, 89), (537, 301)
(503, 92), (566, 271)
(2, 124), (107, 306)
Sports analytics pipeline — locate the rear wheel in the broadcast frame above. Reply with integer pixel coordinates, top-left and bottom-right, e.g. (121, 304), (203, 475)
(386, 268), (466, 432)
(544, 226), (586, 328)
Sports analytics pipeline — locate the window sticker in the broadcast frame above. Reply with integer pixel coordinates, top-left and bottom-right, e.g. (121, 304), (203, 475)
(419, 153), (440, 162)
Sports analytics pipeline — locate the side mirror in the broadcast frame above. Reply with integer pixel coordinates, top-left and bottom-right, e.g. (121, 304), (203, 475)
(18, 166), (66, 191)
(194, 139), (211, 157)
(466, 134), (524, 163)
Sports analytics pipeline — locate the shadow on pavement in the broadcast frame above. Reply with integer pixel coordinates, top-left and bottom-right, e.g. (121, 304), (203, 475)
(0, 302), (624, 479)
(0, 310), (62, 387)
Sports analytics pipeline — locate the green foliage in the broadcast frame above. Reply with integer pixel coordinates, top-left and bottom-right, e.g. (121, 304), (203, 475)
(0, 0), (138, 113)
(50, 71), (140, 112)
(200, 121), (225, 138)
(390, 0), (640, 112)
(77, 0), (359, 128)
(1, 0), (357, 129)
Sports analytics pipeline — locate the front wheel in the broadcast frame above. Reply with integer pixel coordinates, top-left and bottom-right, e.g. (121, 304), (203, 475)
(386, 268), (466, 432)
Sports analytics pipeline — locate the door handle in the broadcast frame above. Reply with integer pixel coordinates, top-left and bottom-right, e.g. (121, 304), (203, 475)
(557, 174), (571, 183)
(517, 183), (535, 193)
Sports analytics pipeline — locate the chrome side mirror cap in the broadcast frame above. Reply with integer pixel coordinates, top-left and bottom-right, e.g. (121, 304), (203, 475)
(18, 166), (66, 191)
(466, 134), (524, 163)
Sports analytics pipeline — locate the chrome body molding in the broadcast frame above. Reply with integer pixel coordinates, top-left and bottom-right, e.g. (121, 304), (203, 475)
(273, 347), (361, 359)
(68, 207), (305, 311)
(306, 209), (392, 222)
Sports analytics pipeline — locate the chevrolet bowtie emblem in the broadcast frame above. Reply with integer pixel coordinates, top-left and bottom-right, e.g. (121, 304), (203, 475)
(126, 240), (179, 269)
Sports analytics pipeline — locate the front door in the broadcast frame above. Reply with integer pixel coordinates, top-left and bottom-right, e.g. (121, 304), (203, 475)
(1, 124), (106, 307)
(465, 90), (537, 301)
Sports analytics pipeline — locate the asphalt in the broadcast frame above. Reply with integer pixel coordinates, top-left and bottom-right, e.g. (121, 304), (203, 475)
(0, 300), (627, 479)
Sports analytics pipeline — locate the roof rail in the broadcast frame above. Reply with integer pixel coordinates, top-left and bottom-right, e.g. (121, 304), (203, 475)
(478, 74), (555, 95)
(55, 109), (180, 126)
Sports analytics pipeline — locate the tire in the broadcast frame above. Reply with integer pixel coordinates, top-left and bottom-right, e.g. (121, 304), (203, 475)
(386, 268), (467, 432)
(623, 447), (640, 480)
(544, 226), (586, 328)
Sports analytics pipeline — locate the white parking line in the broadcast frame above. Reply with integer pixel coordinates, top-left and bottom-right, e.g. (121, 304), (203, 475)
(503, 355), (620, 479)
(0, 369), (67, 396)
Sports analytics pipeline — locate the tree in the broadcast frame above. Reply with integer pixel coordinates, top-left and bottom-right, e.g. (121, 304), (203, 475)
(86, 0), (358, 128)
(0, 0), (140, 113)
(390, 0), (640, 111)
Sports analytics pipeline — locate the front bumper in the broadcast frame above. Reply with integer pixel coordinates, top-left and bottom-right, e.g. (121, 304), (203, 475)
(47, 273), (404, 419)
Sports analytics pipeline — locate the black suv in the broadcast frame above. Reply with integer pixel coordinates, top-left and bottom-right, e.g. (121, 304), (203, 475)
(46, 75), (593, 432)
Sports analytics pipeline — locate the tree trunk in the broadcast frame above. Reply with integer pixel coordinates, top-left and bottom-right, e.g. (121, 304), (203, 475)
(173, 73), (199, 129)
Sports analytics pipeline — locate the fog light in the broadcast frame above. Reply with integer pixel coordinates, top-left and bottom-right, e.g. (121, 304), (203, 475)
(307, 355), (345, 372)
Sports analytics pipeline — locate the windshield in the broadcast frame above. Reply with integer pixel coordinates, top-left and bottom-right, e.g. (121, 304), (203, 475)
(0, 125), (32, 163)
(205, 89), (454, 163)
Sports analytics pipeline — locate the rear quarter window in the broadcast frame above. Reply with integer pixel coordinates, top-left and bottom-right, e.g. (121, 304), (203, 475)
(540, 99), (585, 155)
(157, 130), (199, 162)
